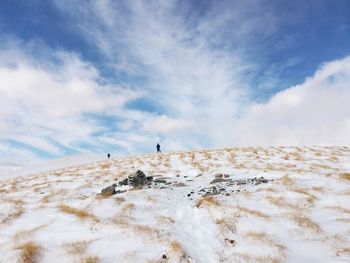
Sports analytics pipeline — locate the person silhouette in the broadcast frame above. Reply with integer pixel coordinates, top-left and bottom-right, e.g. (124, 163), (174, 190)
(156, 143), (161, 153)
(107, 153), (111, 159)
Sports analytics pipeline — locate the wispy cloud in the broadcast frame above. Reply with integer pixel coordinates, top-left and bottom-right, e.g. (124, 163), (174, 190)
(0, 0), (349, 167)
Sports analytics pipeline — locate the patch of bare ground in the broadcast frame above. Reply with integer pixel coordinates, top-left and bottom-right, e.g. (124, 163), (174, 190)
(58, 204), (97, 220)
(16, 241), (42, 263)
(195, 196), (220, 208)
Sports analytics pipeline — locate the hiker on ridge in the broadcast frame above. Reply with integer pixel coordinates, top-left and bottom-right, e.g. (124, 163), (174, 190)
(156, 143), (161, 153)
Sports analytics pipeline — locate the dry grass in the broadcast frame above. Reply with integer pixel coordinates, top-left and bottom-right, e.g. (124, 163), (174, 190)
(195, 196), (220, 208)
(167, 240), (189, 261)
(279, 175), (294, 186)
(111, 216), (130, 227)
(158, 215), (175, 224)
(336, 247), (350, 256)
(215, 218), (236, 233)
(59, 204), (94, 220)
(325, 206), (350, 214)
(235, 253), (282, 263)
(114, 197), (125, 204)
(256, 187), (277, 193)
(236, 205), (270, 218)
(81, 256), (99, 263)
(291, 188), (318, 205)
(14, 224), (50, 244)
(266, 195), (294, 209)
(121, 203), (136, 213)
(133, 224), (158, 237)
(290, 214), (322, 233)
(63, 240), (91, 255)
(312, 186), (324, 192)
(17, 241), (42, 263)
(339, 173), (350, 181)
(1, 206), (25, 225)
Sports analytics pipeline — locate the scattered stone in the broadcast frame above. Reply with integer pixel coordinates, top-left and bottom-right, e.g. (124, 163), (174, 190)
(225, 238), (235, 245)
(187, 194), (191, 197)
(100, 184), (117, 196)
(162, 254), (167, 259)
(210, 178), (230, 184)
(173, 182), (187, 187)
(154, 179), (167, 184)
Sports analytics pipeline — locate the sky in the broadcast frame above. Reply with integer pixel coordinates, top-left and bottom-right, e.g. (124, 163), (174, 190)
(0, 0), (350, 166)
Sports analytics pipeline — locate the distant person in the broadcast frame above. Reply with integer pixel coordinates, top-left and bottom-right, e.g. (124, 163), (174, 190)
(107, 153), (111, 159)
(156, 143), (161, 153)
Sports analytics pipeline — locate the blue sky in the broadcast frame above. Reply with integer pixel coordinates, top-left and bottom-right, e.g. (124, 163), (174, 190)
(0, 0), (350, 166)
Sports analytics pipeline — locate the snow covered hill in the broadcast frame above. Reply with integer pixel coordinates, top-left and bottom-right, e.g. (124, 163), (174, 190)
(0, 146), (350, 263)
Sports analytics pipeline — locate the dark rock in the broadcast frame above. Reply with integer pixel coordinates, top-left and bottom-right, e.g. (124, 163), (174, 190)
(128, 170), (153, 188)
(173, 182), (187, 187)
(115, 190), (126, 194)
(119, 178), (128, 186)
(154, 179), (167, 184)
(187, 194), (191, 197)
(210, 178), (230, 184)
(162, 254), (167, 259)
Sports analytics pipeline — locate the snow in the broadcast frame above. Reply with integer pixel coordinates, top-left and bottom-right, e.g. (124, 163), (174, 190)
(0, 146), (349, 262)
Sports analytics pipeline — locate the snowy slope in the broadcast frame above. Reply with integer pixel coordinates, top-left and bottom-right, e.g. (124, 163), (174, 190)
(0, 146), (349, 263)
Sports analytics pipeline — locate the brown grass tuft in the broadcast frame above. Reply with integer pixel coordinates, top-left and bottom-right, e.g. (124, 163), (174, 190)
(121, 203), (136, 213)
(17, 241), (42, 263)
(279, 175), (294, 186)
(81, 256), (99, 263)
(59, 204), (94, 220)
(63, 240), (91, 255)
(215, 218), (236, 233)
(195, 196), (219, 208)
(237, 205), (269, 218)
(336, 247), (350, 256)
(291, 214), (322, 233)
(339, 173), (350, 181)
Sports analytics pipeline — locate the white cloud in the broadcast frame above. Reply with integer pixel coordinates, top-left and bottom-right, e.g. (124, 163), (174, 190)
(1, 1), (350, 168)
(233, 56), (350, 146)
(0, 44), (143, 161)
